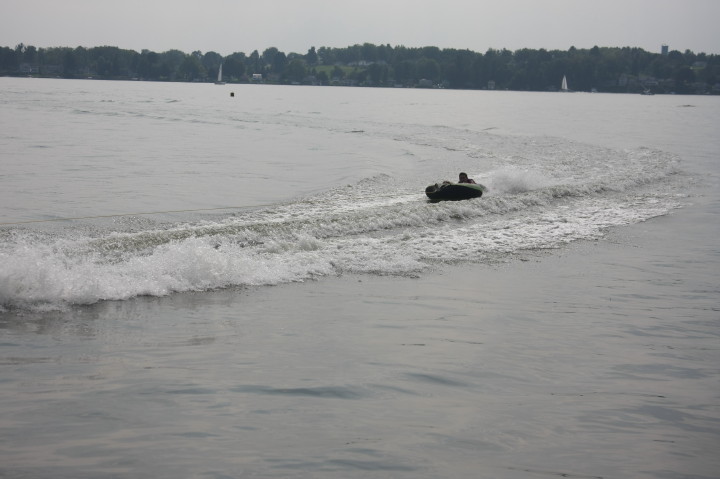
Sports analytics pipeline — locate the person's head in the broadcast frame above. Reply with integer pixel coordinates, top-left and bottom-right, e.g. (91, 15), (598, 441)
(459, 172), (469, 181)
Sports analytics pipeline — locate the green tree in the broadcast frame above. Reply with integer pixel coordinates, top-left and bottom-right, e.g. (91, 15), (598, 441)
(444, 49), (478, 88)
(137, 50), (160, 79)
(421, 46), (441, 61)
(331, 65), (345, 80)
(361, 43), (377, 63)
(62, 49), (77, 76)
(305, 46), (318, 65)
(88, 46), (136, 77)
(249, 50), (261, 73)
(201, 51), (223, 74)
(262, 47), (279, 68)
(336, 45), (360, 64)
(223, 54), (246, 80)
(317, 47), (336, 65)
(178, 54), (205, 81)
(267, 49), (287, 76)
(23, 45), (39, 65)
(95, 55), (113, 76)
(0, 46), (19, 72)
(316, 70), (329, 85)
(159, 50), (187, 80)
(394, 60), (416, 84)
(416, 57), (440, 82)
(285, 58), (307, 83)
(367, 62), (389, 85)
(377, 44), (394, 63)
(675, 66), (696, 92)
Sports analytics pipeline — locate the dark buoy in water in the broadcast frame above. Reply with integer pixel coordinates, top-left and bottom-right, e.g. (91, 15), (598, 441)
(230, 92), (234, 97)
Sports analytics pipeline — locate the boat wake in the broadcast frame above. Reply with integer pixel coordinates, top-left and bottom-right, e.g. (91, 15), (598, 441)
(0, 138), (686, 313)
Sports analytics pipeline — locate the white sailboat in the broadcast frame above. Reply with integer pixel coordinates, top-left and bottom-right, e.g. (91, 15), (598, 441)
(215, 64), (225, 85)
(560, 75), (571, 92)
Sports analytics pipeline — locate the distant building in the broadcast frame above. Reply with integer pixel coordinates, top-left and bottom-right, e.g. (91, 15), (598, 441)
(251, 73), (262, 81)
(661, 44), (669, 56)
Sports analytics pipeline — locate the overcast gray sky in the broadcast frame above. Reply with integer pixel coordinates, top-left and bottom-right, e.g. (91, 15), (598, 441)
(2, 0), (718, 55)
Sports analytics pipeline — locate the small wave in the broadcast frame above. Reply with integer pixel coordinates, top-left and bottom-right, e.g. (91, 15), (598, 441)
(229, 385), (367, 399)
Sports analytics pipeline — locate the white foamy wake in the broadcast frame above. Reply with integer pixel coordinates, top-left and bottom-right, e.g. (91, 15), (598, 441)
(0, 139), (685, 312)
(483, 167), (556, 195)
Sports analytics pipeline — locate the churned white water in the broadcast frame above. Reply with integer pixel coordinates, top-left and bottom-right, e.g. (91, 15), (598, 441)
(0, 79), (693, 311)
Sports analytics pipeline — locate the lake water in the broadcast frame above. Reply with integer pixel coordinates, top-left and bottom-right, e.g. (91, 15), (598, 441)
(1, 78), (719, 478)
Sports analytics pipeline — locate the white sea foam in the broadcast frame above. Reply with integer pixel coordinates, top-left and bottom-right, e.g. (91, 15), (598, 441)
(484, 167), (556, 194)
(0, 151), (683, 312)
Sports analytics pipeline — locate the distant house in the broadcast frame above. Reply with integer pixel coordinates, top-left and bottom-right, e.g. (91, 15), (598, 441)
(251, 73), (262, 81)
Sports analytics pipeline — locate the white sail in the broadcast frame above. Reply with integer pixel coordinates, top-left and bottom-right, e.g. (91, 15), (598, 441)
(215, 64), (225, 84)
(561, 75), (568, 91)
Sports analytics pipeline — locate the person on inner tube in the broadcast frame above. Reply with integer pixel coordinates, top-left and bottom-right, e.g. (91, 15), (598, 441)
(458, 172), (476, 184)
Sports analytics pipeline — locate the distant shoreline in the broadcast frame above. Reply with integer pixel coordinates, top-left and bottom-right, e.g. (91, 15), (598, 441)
(3, 43), (719, 95)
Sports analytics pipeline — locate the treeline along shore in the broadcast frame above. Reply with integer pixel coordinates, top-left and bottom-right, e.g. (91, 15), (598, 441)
(3, 42), (719, 94)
